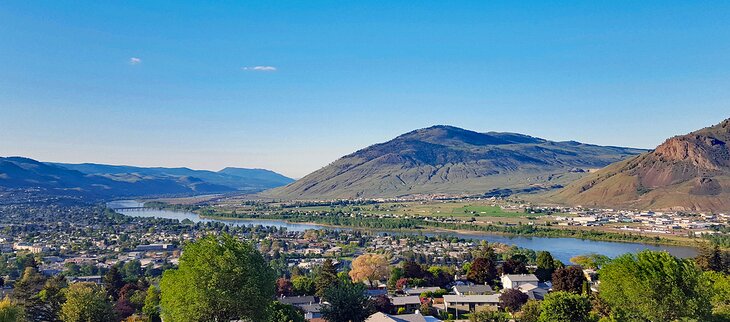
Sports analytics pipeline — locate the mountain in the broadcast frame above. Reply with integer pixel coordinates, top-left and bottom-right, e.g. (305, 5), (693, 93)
(54, 163), (294, 191)
(552, 118), (730, 212)
(264, 125), (647, 199)
(0, 157), (294, 200)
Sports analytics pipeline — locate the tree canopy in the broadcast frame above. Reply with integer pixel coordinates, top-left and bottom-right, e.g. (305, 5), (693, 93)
(320, 281), (374, 322)
(60, 283), (115, 322)
(534, 251), (556, 282)
(349, 254), (389, 287)
(538, 291), (591, 322)
(551, 266), (586, 294)
(160, 234), (276, 322)
(598, 250), (712, 321)
(466, 257), (497, 286)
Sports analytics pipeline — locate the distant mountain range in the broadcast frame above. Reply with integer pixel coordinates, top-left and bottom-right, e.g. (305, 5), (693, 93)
(264, 125), (647, 199)
(553, 118), (730, 212)
(0, 157), (293, 199)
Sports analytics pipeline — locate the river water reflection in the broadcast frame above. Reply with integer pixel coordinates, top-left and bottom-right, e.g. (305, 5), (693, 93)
(108, 200), (698, 263)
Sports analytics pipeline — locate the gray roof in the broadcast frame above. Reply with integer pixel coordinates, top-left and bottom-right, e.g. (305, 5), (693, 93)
(443, 294), (500, 304)
(403, 286), (443, 295)
(365, 312), (430, 322)
(502, 274), (539, 282)
(278, 296), (315, 305)
(453, 284), (493, 295)
(390, 295), (421, 306)
(299, 303), (322, 313)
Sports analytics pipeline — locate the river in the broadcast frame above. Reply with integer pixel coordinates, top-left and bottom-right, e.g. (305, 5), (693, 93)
(108, 200), (698, 263)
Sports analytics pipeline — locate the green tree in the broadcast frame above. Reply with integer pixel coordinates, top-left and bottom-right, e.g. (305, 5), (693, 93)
(599, 250), (712, 321)
(534, 251), (556, 282)
(159, 234), (276, 322)
(704, 271), (730, 320)
(32, 275), (67, 322)
(551, 266), (586, 294)
(122, 260), (142, 282)
(387, 267), (403, 291)
(268, 302), (305, 322)
(519, 299), (541, 322)
(320, 281), (374, 322)
(60, 283), (115, 322)
(12, 267), (46, 305)
(142, 286), (161, 322)
(315, 259), (339, 298)
(469, 310), (509, 322)
(0, 296), (26, 322)
(538, 291), (591, 322)
(569, 254), (610, 269)
(291, 276), (315, 296)
(104, 266), (124, 300)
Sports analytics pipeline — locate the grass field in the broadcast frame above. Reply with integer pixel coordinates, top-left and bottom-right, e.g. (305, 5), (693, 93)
(288, 200), (534, 219)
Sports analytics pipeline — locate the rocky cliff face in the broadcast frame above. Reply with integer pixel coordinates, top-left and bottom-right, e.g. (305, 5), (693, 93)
(553, 118), (730, 211)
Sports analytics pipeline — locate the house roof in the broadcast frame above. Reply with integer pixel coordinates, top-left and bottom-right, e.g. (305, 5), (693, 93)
(453, 284), (493, 294)
(365, 312), (431, 322)
(278, 295), (315, 305)
(518, 283), (539, 292)
(403, 286), (443, 295)
(390, 296), (421, 306)
(299, 303), (322, 313)
(443, 294), (500, 304)
(502, 274), (539, 282)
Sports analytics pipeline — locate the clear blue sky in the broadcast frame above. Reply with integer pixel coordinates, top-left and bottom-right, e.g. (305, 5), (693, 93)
(1, 1), (729, 178)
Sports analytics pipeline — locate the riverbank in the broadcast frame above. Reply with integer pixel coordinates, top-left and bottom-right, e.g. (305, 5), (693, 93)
(110, 200), (700, 261)
(196, 211), (704, 248)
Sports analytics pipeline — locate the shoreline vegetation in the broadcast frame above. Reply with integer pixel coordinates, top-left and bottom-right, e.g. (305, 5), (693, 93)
(138, 201), (709, 248)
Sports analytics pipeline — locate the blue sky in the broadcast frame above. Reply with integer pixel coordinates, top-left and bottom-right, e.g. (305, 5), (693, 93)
(1, 1), (729, 178)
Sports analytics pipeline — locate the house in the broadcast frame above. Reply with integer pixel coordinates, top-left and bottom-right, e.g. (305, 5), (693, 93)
(365, 312), (441, 322)
(403, 286), (443, 296)
(501, 274), (539, 289)
(517, 283), (549, 300)
(442, 294), (500, 317)
(70, 276), (103, 284)
(299, 303), (322, 320)
(367, 289), (388, 297)
(135, 244), (176, 252)
(452, 284), (493, 295)
(390, 296), (421, 313)
(279, 295), (316, 306)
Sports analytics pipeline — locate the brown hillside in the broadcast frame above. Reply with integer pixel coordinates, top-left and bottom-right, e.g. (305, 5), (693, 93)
(553, 118), (730, 212)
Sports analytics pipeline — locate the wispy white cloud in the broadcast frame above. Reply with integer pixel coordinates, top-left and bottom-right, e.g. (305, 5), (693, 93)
(242, 66), (277, 72)
(129, 57), (142, 65)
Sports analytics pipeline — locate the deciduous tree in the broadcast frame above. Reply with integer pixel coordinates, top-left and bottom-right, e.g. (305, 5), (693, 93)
(0, 296), (25, 322)
(569, 253), (609, 269)
(534, 251), (556, 282)
(349, 254), (389, 287)
(60, 283), (115, 322)
(538, 291), (591, 322)
(599, 250), (712, 321)
(268, 301), (305, 322)
(159, 234), (276, 322)
(499, 288), (528, 313)
(551, 266), (586, 294)
(466, 257), (497, 286)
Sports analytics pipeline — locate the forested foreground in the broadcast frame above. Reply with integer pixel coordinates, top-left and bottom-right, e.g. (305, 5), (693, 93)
(1, 234), (729, 322)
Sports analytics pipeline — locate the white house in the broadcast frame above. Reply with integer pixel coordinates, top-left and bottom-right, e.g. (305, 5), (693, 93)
(501, 274), (539, 289)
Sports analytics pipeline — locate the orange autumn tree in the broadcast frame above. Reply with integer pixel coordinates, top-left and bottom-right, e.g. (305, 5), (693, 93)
(349, 254), (389, 287)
